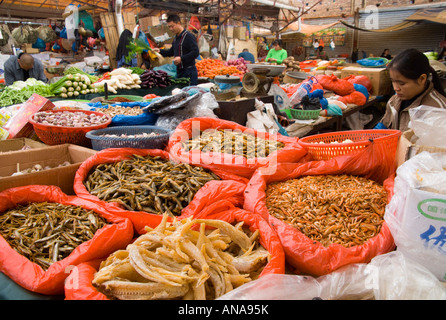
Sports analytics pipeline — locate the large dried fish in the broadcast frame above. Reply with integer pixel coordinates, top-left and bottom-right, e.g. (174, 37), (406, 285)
(0, 202), (108, 270)
(93, 215), (270, 300)
(265, 175), (388, 248)
(182, 129), (285, 159)
(84, 155), (220, 216)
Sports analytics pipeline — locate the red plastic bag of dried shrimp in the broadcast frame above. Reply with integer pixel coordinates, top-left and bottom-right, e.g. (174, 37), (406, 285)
(167, 117), (307, 179)
(243, 147), (396, 277)
(0, 185), (133, 295)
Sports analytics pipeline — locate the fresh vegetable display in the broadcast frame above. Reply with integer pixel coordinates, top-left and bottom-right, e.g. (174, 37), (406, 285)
(224, 57), (249, 73)
(91, 68), (141, 94)
(33, 110), (109, 127)
(197, 58), (246, 79)
(0, 79), (53, 107)
(50, 73), (99, 98)
(64, 67), (99, 84)
(139, 69), (172, 88)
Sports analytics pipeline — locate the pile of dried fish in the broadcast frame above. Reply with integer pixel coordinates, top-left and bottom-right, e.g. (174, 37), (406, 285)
(0, 202), (108, 270)
(265, 175), (388, 248)
(182, 129), (285, 159)
(84, 155), (220, 216)
(93, 214), (270, 300)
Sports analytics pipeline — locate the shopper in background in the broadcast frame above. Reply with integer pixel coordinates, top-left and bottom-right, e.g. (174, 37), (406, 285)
(380, 48), (446, 131)
(153, 14), (199, 85)
(4, 53), (47, 86)
(266, 39), (287, 64)
(316, 46), (329, 60)
(380, 48), (392, 60)
(238, 48), (255, 63)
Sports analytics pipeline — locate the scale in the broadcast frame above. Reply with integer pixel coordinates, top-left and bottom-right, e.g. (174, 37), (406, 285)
(241, 64), (286, 98)
(210, 74), (241, 101)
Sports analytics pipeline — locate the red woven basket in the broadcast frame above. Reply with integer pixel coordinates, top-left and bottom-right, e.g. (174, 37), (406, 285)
(29, 110), (112, 147)
(298, 129), (402, 161)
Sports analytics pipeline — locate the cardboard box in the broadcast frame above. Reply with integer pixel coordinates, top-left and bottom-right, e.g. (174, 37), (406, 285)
(0, 144), (97, 195)
(233, 27), (247, 40)
(0, 138), (47, 154)
(340, 66), (393, 96)
(3, 94), (54, 139)
(139, 16), (160, 32)
(396, 129), (446, 167)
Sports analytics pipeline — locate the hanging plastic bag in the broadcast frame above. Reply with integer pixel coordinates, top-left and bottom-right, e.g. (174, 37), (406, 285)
(167, 117), (307, 179)
(243, 146), (397, 277)
(73, 148), (248, 234)
(0, 185), (133, 295)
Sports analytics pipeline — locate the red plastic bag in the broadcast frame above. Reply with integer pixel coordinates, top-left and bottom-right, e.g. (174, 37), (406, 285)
(73, 148), (248, 234)
(167, 117), (307, 179)
(0, 185), (133, 295)
(64, 203), (285, 300)
(338, 90), (367, 106)
(316, 74), (355, 96)
(243, 148), (396, 277)
(344, 75), (372, 93)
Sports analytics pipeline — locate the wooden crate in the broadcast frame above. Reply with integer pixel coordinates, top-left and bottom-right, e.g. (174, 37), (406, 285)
(100, 10), (138, 69)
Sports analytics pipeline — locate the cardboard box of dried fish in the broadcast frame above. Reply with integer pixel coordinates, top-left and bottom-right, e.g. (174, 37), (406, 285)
(73, 148), (249, 234)
(244, 147), (396, 277)
(167, 117), (307, 179)
(64, 204), (286, 300)
(0, 185), (134, 295)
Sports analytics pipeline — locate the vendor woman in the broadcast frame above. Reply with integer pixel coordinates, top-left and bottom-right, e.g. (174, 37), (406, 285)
(266, 39), (288, 65)
(381, 48), (446, 131)
(4, 53), (47, 86)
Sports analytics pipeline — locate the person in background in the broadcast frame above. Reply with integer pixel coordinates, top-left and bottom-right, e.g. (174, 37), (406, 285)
(380, 48), (446, 131)
(4, 52), (47, 86)
(140, 51), (151, 70)
(257, 36), (269, 62)
(116, 29), (137, 68)
(238, 48), (255, 63)
(266, 39), (287, 64)
(380, 48), (392, 60)
(153, 14), (199, 86)
(316, 46), (329, 60)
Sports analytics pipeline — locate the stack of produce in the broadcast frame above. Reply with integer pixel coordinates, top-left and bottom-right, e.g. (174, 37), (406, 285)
(224, 58), (249, 74)
(92, 68), (142, 94)
(197, 59), (245, 79)
(139, 70), (171, 88)
(50, 73), (99, 98)
(0, 78), (53, 107)
(282, 56), (301, 72)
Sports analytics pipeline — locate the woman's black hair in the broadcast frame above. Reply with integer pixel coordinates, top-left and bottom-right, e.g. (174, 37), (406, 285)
(387, 48), (446, 97)
(272, 39), (282, 47)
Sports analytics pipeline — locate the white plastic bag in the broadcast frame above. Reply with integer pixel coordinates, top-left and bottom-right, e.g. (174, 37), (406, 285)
(385, 151), (446, 281)
(268, 83), (291, 110)
(409, 105), (446, 148)
(217, 251), (446, 300)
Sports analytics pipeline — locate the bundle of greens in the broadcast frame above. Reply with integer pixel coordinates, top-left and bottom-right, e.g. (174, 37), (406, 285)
(0, 78), (53, 107)
(63, 67), (99, 84)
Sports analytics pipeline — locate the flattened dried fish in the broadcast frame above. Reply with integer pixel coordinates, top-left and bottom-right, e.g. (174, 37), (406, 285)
(93, 215), (270, 300)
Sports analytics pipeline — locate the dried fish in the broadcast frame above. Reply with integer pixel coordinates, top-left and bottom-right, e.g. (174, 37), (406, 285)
(92, 215), (270, 300)
(84, 155), (220, 216)
(0, 202), (109, 270)
(265, 175), (388, 248)
(181, 129), (285, 159)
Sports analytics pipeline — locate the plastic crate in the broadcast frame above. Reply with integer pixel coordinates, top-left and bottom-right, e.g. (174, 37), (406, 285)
(298, 129), (401, 160)
(29, 110), (112, 147)
(289, 108), (321, 120)
(86, 125), (171, 151)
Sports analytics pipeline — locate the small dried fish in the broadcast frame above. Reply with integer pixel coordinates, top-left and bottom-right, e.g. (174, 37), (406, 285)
(181, 129), (285, 159)
(93, 215), (270, 300)
(0, 202), (109, 270)
(84, 155), (220, 216)
(265, 175), (388, 248)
